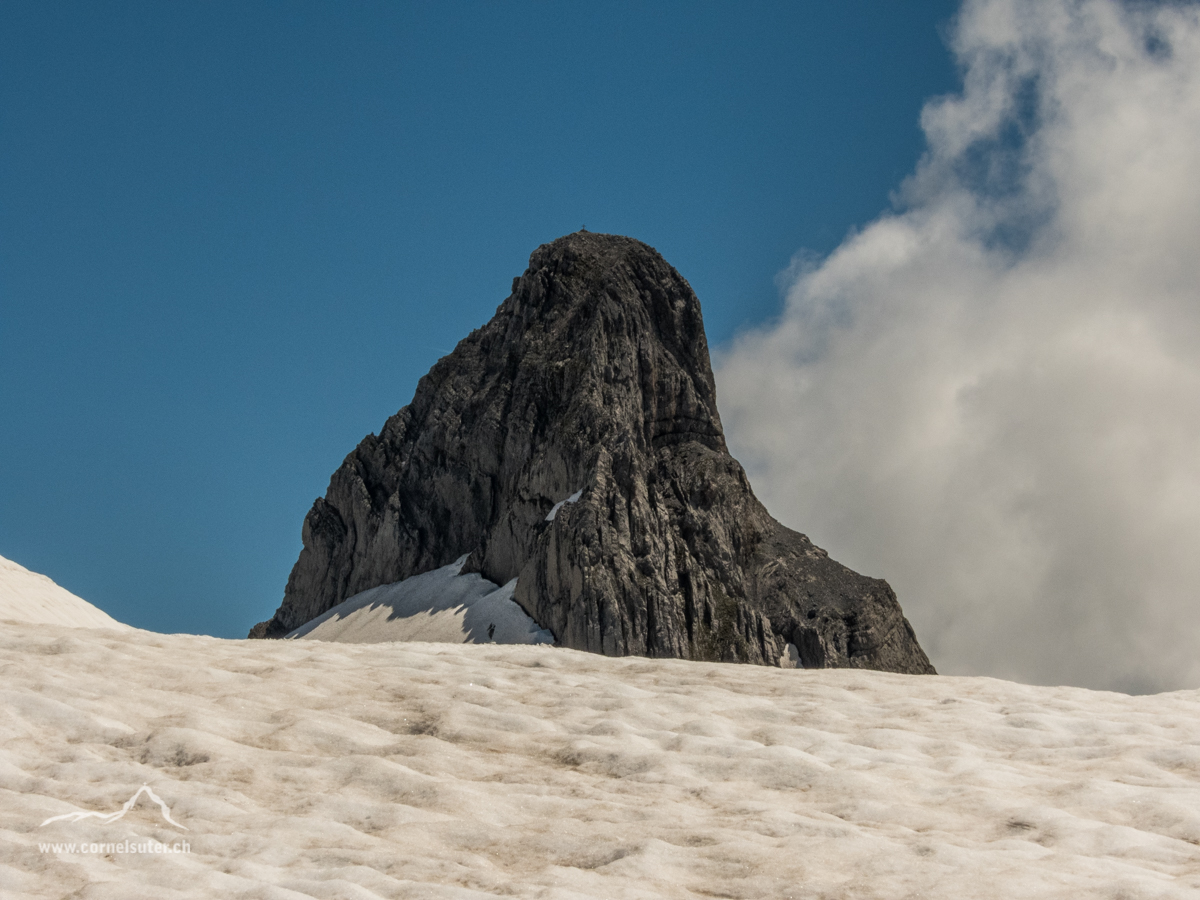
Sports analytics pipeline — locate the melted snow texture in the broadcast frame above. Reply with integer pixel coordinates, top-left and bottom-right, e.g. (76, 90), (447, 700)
(2, 624), (1199, 899)
(0, 555), (127, 631)
(287, 557), (554, 645)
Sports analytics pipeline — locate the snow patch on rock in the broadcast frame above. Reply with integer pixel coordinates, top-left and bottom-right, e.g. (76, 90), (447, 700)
(545, 489), (584, 522)
(287, 556), (555, 645)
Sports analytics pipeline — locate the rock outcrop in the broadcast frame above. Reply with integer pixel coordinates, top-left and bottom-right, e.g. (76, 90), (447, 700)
(251, 232), (935, 674)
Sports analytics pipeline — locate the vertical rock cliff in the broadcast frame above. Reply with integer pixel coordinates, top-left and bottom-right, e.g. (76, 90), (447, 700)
(251, 232), (935, 674)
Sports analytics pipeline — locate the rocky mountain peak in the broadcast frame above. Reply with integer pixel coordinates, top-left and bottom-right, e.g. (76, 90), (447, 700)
(251, 232), (935, 676)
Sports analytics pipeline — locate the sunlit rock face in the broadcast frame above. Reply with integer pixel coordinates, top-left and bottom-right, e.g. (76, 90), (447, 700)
(251, 232), (934, 674)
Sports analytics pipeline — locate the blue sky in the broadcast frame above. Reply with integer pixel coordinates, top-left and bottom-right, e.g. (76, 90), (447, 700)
(2, 1), (961, 637)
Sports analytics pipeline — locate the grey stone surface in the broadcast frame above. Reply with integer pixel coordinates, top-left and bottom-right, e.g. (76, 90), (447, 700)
(250, 232), (935, 674)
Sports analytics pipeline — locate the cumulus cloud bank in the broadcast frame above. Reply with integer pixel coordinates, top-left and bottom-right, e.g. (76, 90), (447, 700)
(716, 0), (1200, 693)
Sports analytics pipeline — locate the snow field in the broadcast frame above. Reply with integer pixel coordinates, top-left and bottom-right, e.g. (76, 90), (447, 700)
(2, 622), (1199, 899)
(0, 555), (127, 631)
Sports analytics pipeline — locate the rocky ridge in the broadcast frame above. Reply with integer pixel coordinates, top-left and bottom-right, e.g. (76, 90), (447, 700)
(251, 232), (935, 674)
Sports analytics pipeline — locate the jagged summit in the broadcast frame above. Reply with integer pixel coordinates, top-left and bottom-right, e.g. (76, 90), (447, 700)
(251, 232), (934, 675)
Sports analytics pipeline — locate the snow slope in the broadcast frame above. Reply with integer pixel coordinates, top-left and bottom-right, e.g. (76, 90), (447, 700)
(0, 555), (127, 630)
(287, 556), (555, 645)
(3, 622), (1199, 899)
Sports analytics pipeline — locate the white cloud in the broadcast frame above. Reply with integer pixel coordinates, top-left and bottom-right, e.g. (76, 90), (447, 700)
(716, 0), (1200, 693)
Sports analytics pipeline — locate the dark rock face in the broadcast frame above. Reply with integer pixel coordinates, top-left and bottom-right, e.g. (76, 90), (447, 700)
(251, 232), (935, 675)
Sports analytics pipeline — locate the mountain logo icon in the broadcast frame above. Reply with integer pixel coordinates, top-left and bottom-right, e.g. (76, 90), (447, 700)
(39, 784), (187, 830)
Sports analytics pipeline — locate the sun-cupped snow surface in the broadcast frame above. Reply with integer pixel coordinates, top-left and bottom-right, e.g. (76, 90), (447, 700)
(287, 556), (554, 645)
(545, 489), (583, 522)
(3, 623), (1199, 899)
(0, 554), (127, 631)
